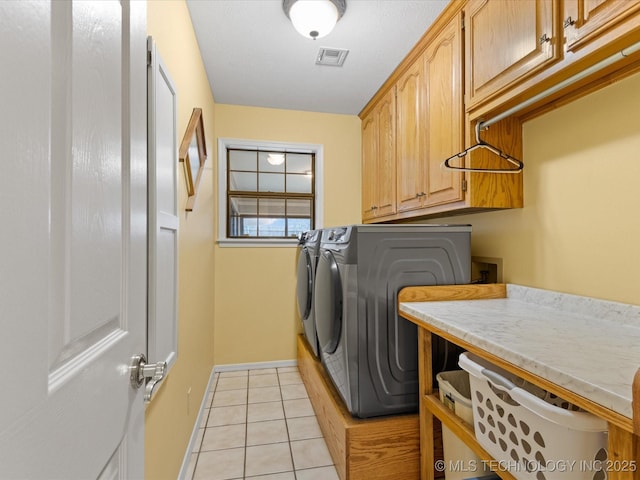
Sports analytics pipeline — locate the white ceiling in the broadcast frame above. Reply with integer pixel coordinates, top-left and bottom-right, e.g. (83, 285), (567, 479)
(186, 0), (449, 116)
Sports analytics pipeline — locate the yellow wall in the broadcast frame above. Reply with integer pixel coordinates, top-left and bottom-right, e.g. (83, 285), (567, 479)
(144, 2), (640, 476)
(146, 2), (216, 479)
(213, 104), (361, 365)
(425, 71), (640, 305)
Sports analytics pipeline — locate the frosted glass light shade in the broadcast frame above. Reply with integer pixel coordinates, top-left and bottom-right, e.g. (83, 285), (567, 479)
(289, 0), (339, 39)
(267, 153), (285, 165)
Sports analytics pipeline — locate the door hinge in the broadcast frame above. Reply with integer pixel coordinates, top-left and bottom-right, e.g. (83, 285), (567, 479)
(147, 50), (152, 67)
(462, 178), (468, 192)
(461, 17), (465, 30)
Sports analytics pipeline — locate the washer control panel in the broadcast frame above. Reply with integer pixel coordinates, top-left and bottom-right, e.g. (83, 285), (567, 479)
(298, 229), (321, 245)
(322, 226), (351, 244)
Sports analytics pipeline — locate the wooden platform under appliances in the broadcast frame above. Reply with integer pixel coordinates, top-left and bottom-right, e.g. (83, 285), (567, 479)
(297, 334), (429, 480)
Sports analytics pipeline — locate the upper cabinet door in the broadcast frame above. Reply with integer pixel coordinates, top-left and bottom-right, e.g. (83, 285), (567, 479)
(361, 112), (378, 221)
(361, 88), (396, 222)
(465, 0), (558, 109)
(424, 12), (464, 207)
(396, 60), (425, 213)
(563, 0), (640, 52)
(376, 89), (397, 218)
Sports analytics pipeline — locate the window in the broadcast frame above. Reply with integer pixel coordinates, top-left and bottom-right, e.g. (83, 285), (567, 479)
(218, 139), (323, 246)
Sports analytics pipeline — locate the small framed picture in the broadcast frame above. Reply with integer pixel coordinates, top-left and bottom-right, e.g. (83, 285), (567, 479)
(179, 108), (207, 211)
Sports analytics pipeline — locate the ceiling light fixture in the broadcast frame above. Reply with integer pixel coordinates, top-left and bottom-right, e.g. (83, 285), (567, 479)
(267, 153), (285, 166)
(283, 0), (346, 40)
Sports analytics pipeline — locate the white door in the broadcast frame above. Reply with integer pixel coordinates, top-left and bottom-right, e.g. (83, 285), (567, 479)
(0, 1), (147, 479)
(147, 37), (179, 378)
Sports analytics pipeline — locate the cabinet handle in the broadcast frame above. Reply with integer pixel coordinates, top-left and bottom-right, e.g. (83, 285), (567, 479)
(539, 34), (551, 45)
(371, 205), (378, 210)
(563, 16), (575, 29)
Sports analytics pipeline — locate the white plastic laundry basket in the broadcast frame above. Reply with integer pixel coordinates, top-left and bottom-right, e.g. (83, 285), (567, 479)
(437, 370), (490, 480)
(459, 352), (608, 480)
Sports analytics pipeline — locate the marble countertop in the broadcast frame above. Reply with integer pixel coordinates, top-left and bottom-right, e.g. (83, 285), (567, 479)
(399, 284), (640, 419)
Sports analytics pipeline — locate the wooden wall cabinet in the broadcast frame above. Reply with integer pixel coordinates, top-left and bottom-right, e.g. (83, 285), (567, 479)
(465, 0), (640, 118)
(361, 6), (523, 224)
(362, 88), (396, 221)
(564, 0), (640, 52)
(465, 0), (558, 111)
(360, 0), (640, 224)
(396, 13), (465, 214)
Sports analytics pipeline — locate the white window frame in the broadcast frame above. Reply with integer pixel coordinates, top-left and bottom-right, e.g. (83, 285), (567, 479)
(217, 138), (324, 247)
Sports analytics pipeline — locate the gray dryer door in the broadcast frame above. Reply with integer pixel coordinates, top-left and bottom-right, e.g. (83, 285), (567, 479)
(296, 246), (313, 321)
(314, 250), (342, 354)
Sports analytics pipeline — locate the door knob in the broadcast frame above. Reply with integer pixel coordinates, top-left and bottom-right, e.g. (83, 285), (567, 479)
(130, 353), (167, 403)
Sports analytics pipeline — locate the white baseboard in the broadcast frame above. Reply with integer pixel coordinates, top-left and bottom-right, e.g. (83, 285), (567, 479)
(176, 359), (297, 480)
(176, 366), (217, 480)
(214, 358), (297, 373)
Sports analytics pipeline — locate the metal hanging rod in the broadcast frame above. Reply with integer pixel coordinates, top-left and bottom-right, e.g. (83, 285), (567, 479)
(479, 40), (640, 131)
(442, 40), (640, 173)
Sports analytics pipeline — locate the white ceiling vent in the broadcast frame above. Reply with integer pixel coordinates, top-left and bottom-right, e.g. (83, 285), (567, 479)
(316, 47), (349, 67)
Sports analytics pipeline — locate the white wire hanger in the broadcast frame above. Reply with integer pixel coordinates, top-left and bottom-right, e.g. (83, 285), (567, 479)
(442, 122), (524, 173)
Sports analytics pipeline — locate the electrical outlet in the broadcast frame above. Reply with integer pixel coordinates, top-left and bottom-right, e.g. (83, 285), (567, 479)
(471, 256), (503, 284)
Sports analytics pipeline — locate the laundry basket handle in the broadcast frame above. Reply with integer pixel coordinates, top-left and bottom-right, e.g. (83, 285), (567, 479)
(459, 353), (607, 431)
(483, 369), (518, 391)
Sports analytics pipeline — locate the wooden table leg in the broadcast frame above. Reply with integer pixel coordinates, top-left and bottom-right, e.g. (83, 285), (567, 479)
(418, 328), (434, 480)
(633, 367), (640, 436)
(607, 423), (640, 480)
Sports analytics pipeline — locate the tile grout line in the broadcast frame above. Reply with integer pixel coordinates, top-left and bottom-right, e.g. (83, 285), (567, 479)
(245, 369), (289, 479)
(279, 368), (298, 480)
(243, 372), (249, 480)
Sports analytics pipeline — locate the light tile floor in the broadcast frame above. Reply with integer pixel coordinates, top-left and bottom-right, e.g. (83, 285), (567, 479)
(185, 367), (340, 480)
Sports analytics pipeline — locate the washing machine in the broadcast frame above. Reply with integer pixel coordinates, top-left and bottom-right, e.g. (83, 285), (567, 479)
(313, 224), (471, 418)
(296, 229), (322, 357)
